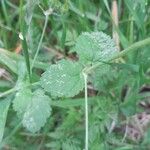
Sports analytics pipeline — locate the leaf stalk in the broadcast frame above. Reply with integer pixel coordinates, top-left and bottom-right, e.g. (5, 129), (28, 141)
(85, 37), (150, 74)
(83, 72), (88, 150)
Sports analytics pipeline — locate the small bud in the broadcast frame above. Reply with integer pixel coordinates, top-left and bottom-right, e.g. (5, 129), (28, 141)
(44, 8), (53, 16)
(19, 32), (24, 40)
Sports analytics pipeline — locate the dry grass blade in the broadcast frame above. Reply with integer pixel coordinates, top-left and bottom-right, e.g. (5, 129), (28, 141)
(112, 0), (120, 50)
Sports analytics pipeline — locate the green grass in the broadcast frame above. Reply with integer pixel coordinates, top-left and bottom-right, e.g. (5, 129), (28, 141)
(0, 0), (150, 149)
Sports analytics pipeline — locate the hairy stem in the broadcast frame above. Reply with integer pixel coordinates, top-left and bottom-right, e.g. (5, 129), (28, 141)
(85, 37), (150, 74)
(83, 73), (88, 150)
(112, 37), (150, 60)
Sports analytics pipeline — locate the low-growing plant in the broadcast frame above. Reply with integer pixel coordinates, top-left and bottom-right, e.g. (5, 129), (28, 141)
(1, 30), (150, 149)
(0, 0), (150, 150)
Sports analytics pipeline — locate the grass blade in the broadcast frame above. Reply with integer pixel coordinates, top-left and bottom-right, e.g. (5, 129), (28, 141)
(19, 0), (31, 81)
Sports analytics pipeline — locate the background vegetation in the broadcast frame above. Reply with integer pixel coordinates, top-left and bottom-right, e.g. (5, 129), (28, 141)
(0, 0), (150, 149)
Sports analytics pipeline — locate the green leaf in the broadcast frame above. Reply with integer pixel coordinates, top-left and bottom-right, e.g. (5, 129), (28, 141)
(0, 52), (17, 74)
(0, 99), (11, 143)
(60, 108), (81, 130)
(28, 22), (41, 56)
(121, 100), (137, 117)
(45, 141), (61, 149)
(25, 0), (40, 25)
(121, 84), (140, 117)
(22, 89), (51, 133)
(51, 97), (96, 108)
(143, 128), (150, 145)
(90, 64), (116, 90)
(20, 0), (32, 81)
(114, 146), (134, 150)
(21, 35), (31, 82)
(62, 139), (81, 150)
(40, 59), (84, 97)
(13, 86), (32, 117)
(92, 97), (117, 129)
(13, 62), (32, 117)
(124, 0), (146, 29)
(74, 32), (118, 64)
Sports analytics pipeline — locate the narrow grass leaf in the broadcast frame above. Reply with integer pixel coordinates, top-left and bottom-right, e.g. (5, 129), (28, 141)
(0, 99), (11, 143)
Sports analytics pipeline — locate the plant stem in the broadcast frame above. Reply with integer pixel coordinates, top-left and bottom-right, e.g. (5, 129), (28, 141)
(0, 87), (16, 98)
(0, 82), (40, 99)
(0, 48), (49, 70)
(85, 37), (150, 74)
(83, 73), (88, 150)
(112, 37), (150, 60)
(31, 14), (49, 72)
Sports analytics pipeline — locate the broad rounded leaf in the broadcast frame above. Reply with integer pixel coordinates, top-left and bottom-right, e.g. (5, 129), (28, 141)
(74, 32), (118, 64)
(22, 89), (51, 133)
(13, 87), (32, 117)
(40, 59), (84, 97)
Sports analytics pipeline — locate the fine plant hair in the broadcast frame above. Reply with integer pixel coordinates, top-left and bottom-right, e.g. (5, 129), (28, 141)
(0, 0), (150, 150)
